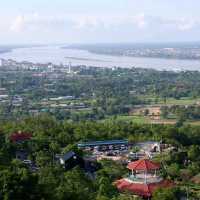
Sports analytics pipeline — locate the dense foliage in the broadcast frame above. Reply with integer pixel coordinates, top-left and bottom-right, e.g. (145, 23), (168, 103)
(0, 115), (200, 199)
(2, 66), (200, 121)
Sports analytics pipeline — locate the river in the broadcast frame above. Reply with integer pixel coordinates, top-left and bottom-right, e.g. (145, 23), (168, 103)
(1, 45), (200, 71)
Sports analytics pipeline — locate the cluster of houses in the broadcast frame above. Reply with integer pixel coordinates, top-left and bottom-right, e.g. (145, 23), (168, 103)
(0, 92), (23, 107)
(77, 139), (167, 162)
(9, 131), (175, 199)
(77, 139), (175, 199)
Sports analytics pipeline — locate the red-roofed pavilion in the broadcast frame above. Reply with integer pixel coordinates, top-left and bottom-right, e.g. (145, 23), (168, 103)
(115, 178), (174, 198)
(127, 159), (161, 184)
(127, 159), (160, 171)
(115, 159), (174, 199)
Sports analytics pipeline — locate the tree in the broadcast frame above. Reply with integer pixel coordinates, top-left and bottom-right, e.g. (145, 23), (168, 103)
(188, 145), (200, 161)
(144, 109), (149, 116)
(161, 106), (169, 119)
(166, 163), (180, 180)
(112, 194), (142, 200)
(55, 167), (95, 200)
(96, 176), (117, 199)
(152, 188), (179, 200)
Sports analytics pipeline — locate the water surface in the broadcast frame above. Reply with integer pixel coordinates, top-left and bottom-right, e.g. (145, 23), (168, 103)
(1, 46), (200, 71)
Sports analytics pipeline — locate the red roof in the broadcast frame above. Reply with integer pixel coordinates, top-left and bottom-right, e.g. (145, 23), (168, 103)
(127, 159), (160, 171)
(115, 178), (174, 197)
(10, 132), (32, 143)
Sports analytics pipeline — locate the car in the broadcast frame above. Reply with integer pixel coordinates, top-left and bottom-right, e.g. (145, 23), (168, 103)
(23, 160), (32, 165)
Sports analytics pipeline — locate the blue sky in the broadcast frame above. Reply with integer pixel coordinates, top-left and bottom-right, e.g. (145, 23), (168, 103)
(1, 0), (200, 44)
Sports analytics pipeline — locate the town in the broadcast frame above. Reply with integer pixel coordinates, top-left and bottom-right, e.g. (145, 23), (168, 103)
(1, 58), (200, 126)
(0, 58), (200, 199)
(1, 0), (200, 199)
(66, 43), (200, 60)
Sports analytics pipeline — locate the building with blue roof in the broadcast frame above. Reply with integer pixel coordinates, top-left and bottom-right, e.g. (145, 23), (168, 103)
(78, 139), (128, 151)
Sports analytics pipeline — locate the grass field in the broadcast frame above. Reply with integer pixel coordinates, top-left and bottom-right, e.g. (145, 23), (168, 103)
(159, 97), (200, 105)
(187, 121), (200, 126)
(102, 115), (176, 124)
(116, 115), (150, 123)
(102, 114), (200, 126)
(101, 115), (149, 124)
(139, 95), (200, 106)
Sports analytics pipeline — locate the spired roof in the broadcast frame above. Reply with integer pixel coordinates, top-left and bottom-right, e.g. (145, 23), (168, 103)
(127, 159), (160, 171)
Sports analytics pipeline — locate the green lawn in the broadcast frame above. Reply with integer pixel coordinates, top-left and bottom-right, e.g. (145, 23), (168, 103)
(118, 115), (150, 123)
(101, 115), (150, 124)
(160, 97), (200, 105)
(187, 121), (200, 126)
(139, 95), (200, 106)
(100, 114), (200, 126)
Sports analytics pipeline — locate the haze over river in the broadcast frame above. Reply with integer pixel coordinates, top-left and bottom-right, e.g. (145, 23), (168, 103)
(1, 46), (200, 71)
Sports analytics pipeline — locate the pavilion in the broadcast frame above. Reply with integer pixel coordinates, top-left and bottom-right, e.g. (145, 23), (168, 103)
(115, 159), (174, 199)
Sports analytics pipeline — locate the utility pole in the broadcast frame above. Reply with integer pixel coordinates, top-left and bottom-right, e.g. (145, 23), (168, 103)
(186, 185), (189, 200)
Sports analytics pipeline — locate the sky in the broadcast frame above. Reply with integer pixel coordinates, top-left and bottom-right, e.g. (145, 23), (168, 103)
(1, 0), (200, 44)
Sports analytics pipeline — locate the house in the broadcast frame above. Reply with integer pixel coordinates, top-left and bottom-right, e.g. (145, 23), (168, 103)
(16, 150), (28, 161)
(58, 151), (84, 170)
(58, 151), (100, 172)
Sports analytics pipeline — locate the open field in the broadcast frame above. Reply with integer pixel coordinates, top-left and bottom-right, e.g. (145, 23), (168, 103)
(139, 95), (200, 106)
(160, 97), (200, 105)
(102, 115), (200, 126)
(116, 115), (177, 125)
(102, 115), (167, 124)
(187, 121), (200, 126)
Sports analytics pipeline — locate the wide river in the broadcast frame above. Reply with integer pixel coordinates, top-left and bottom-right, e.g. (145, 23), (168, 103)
(1, 46), (200, 71)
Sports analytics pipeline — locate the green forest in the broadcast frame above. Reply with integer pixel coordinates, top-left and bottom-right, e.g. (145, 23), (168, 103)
(1, 66), (200, 199)
(0, 114), (200, 199)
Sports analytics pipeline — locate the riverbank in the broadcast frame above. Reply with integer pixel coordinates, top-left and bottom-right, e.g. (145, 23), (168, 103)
(1, 45), (200, 71)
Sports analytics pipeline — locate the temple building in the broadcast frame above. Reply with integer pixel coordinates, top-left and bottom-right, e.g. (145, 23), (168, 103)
(115, 159), (174, 199)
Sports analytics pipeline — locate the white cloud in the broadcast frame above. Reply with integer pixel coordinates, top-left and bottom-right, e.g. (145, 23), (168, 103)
(178, 19), (196, 31)
(10, 15), (25, 32)
(6, 12), (200, 43)
(9, 13), (150, 33)
(9, 12), (199, 33)
(132, 14), (147, 29)
(10, 12), (40, 32)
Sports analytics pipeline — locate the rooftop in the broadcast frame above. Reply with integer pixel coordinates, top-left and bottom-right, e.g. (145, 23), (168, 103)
(10, 131), (32, 143)
(115, 179), (174, 197)
(60, 151), (76, 161)
(78, 139), (128, 147)
(127, 159), (160, 171)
